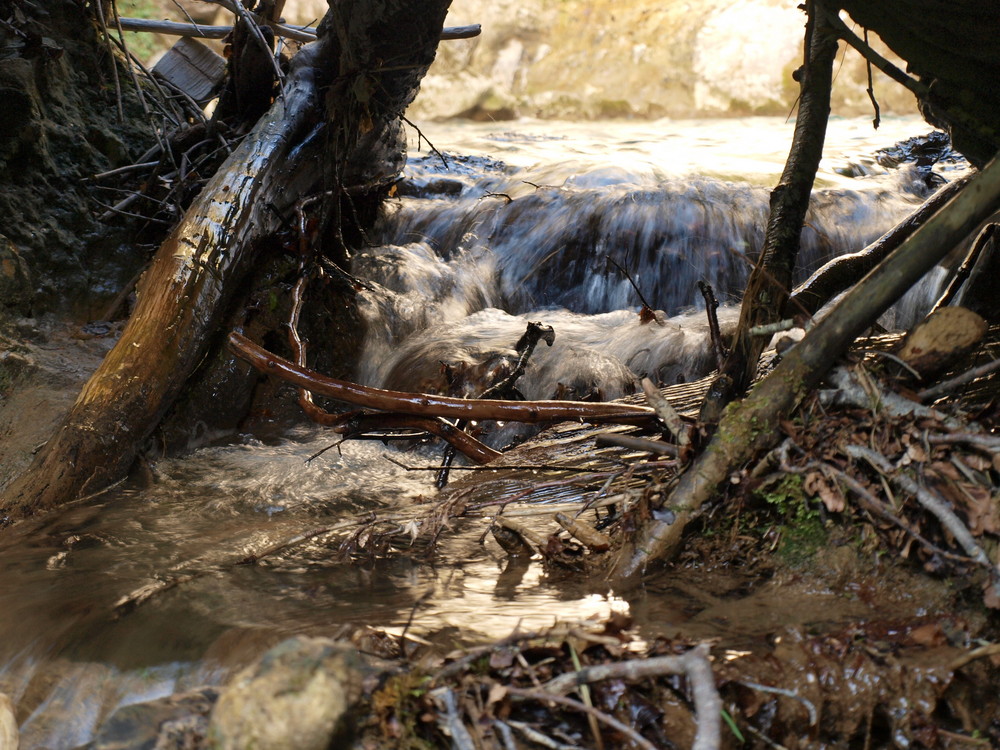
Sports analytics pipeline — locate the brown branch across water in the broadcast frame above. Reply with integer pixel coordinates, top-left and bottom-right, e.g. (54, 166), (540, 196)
(228, 332), (657, 425)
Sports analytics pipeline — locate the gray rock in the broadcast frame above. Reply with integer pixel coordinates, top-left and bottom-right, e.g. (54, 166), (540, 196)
(82, 687), (218, 750)
(206, 637), (368, 750)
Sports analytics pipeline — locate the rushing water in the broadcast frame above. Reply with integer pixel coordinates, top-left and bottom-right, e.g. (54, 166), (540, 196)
(0, 116), (966, 747)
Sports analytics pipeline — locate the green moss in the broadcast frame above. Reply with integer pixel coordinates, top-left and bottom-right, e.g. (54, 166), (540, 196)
(754, 473), (828, 566)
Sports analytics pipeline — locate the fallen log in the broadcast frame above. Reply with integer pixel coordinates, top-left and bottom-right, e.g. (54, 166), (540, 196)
(789, 176), (969, 316)
(612, 149), (1000, 583)
(0, 0), (453, 522)
(228, 332), (658, 426)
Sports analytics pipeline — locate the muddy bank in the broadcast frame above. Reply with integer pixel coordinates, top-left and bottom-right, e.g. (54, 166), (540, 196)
(0, 0), (157, 320)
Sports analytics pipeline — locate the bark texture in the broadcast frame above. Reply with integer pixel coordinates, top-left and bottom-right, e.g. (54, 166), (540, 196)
(0, 0), (452, 521)
(699, 4), (839, 424)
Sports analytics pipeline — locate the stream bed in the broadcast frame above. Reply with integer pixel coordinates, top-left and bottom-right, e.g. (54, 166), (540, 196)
(0, 116), (973, 748)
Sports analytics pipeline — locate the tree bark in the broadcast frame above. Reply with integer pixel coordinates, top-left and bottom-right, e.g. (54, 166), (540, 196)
(698, 3), (839, 425)
(612, 151), (1000, 584)
(0, 0), (452, 522)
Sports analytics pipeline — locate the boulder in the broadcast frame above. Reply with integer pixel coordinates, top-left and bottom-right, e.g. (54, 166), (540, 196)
(206, 637), (369, 750)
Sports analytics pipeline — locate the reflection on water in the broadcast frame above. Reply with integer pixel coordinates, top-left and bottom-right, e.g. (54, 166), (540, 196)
(0, 116), (966, 747)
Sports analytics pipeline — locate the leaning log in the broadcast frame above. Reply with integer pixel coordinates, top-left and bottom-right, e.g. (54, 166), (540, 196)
(698, 4), (839, 424)
(0, 0), (453, 522)
(612, 151), (1000, 583)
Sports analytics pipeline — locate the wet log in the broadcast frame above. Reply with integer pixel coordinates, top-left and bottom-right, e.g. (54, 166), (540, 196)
(0, 0), (453, 522)
(612, 149), (1000, 583)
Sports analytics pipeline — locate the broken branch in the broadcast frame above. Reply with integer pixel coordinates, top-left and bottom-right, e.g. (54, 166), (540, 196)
(117, 16), (481, 43)
(228, 332), (657, 425)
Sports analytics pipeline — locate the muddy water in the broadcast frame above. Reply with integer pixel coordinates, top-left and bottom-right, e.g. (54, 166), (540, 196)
(0, 117), (966, 747)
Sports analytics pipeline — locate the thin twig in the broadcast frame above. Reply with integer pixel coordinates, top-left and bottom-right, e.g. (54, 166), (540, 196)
(733, 680), (818, 726)
(847, 445), (996, 570)
(698, 280), (728, 369)
(863, 29), (880, 129)
(595, 433), (678, 457)
(225, 0), (287, 98)
(918, 357), (1000, 402)
(540, 644), (721, 750)
(932, 224), (997, 311)
(641, 378), (690, 446)
(506, 688), (659, 750)
(93, 0), (125, 121)
(949, 642), (1000, 671)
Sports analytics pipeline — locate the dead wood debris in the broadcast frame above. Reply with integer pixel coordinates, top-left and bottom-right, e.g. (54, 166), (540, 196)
(351, 609), (1000, 749)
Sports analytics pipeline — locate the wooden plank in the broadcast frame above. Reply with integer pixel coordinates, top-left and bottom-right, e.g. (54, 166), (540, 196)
(152, 37), (225, 104)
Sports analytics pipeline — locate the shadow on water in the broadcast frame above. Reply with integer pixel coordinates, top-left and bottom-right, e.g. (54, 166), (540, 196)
(0, 117), (968, 748)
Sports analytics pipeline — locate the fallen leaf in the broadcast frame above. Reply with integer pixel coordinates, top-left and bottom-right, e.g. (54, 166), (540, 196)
(805, 471), (845, 512)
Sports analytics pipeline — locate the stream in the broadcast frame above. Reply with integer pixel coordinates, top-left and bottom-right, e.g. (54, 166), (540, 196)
(0, 116), (968, 748)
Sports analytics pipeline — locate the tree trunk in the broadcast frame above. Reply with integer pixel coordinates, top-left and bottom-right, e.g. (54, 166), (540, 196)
(833, 0), (1000, 167)
(0, 0), (452, 522)
(698, 3), (839, 424)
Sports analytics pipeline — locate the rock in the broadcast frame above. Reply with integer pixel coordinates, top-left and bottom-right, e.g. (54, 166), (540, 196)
(0, 236), (32, 314)
(399, 0), (918, 122)
(897, 306), (988, 377)
(81, 687), (219, 750)
(0, 693), (18, 750)
(206, 637), (369, 750)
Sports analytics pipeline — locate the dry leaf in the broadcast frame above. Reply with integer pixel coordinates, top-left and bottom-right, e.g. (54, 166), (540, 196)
(804, 471), (845, 512)
(487, 683), (508, 706)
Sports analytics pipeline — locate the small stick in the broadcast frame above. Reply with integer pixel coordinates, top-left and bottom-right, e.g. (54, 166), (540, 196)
(429, 688), (477, 750)
(532, 643), (721, 750)
(607, 256), (657, 316)
(116, 16), (480, 43)
(918, 357), (1000, 402)
(228, 332), (657, 425)
(554, 512), (610, 552)
(386, 457), (613, 475)
(225, 0), (287, 97)
(93, 0), (125, 121)
(933, 224), (997, 311)
(698, 280), (728, 370)
(863, 28), (880, 129)
(733, 680), (817, 726)
(89, 161), (160, 181)
(641, 377), (690, 446)
(595, 433), (678, 457)
(847, 445), (997, 571)
(949, 642), (1000, 671)
(790, 459), (977, 565)
(506, 688), (659, 750)
(749, 319), (796, 337)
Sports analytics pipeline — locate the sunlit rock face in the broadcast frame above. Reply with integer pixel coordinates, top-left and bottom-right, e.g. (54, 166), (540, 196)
(276, 0), (917, 121)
